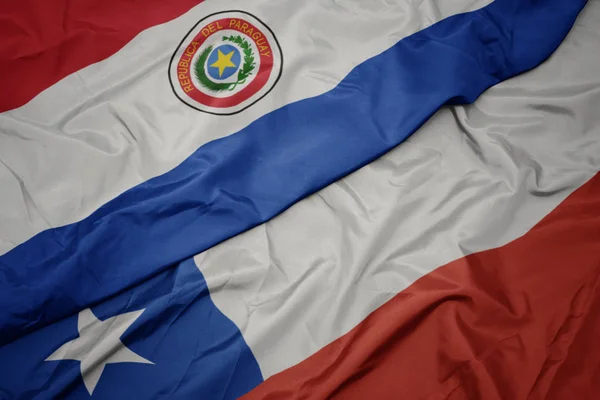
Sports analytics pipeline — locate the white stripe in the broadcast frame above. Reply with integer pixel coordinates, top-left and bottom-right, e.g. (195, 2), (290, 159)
(0, 0), (491, 254)
(194, 1), (600, 379)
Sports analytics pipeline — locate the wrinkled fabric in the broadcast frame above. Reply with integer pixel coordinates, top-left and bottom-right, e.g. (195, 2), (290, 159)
(197, 0), (600, 386)
(243, 174), (600, 399)
(0, 0), (204, 113)
(0, 0), (597, 398)
(0, 0), (491, 254)
(1, 0), (579, 345)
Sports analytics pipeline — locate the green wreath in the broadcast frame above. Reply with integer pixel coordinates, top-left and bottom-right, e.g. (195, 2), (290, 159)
(194, 35), (256, 92)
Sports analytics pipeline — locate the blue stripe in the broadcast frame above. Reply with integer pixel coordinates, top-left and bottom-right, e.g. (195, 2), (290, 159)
(0, 0), (586, 344)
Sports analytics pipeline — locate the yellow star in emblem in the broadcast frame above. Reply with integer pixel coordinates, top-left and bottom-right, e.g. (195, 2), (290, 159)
(210, 49), (237, 78)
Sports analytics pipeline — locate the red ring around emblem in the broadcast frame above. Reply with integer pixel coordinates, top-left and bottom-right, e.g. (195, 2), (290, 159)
(175, 17), (274, 109)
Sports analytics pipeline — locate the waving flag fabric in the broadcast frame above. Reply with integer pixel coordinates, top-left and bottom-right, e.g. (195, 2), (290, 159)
(0, 0), (598, 398)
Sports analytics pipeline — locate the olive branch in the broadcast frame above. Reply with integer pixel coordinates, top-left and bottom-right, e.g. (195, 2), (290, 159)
(193, 35), (256, 92)
(223, 35), (256, 83)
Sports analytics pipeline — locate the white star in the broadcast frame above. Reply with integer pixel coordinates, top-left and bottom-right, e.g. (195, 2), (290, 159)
(46, 308), (153, 395)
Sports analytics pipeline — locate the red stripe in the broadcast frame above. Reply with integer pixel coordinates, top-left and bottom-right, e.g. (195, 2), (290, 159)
(244, 173), (600, 399)
(0, 0), (203, 113)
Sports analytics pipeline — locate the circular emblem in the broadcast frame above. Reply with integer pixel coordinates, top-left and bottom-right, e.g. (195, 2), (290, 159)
(169, 11), (283, 115)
